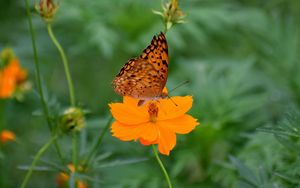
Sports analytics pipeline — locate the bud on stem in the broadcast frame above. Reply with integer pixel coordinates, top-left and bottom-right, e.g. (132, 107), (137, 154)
(153, 0), (186, 33)
(35, 0), (59, 23)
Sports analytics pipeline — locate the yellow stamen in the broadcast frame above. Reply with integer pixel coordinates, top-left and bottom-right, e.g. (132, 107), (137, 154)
(148, 102), (159, 123)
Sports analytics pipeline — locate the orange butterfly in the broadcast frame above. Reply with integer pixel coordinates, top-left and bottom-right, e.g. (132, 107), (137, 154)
(112, 32), (169, 106)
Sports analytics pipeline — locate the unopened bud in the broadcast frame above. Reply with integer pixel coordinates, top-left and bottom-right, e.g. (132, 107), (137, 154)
(61, 107), (85, 132)
(1, 48), (14, 68)
(35, 0), (59, 23)
(153, 0), (186, 31)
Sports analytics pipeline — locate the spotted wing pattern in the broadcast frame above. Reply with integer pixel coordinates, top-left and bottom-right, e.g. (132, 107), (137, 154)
(112, 32), (168, 100)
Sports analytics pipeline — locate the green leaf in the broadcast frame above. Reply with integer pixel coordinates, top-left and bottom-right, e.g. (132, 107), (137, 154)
(73, 173), (104, 184)
(94, 158), (148, 169)
(236, 180), (255, 188)
(17, 165), (54, 172)
(229, 156), (259, 187)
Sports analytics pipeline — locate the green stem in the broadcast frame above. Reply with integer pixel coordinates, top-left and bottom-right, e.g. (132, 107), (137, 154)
(24, 0), (52, 131)
(0, 100), (6, 188)
(47, 23), (77, 171)
(151, 145), (173, 188)
(54, 139), (65, 164)
(72, 131), (78, 171)
(47, 24), (76, 107)
(24, 0), (64, 164)
(20, 135), (58, 188)
(0, 100), (6, 130)
(83, 116), (112, 167)
(163, 24), (168, 34)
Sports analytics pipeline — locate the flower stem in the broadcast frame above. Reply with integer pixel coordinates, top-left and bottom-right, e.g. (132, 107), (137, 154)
(72, 131), (78, 171)
(54, 139), (65, 164)
(47, 23), (78, 171)
(47, 24), (76, 107)
(24, 0), (53, 131)
(20, 134), (58, 188)
(83, 116), (112, 167)
(0, 100), (6, 130)
(0, 101), (7, 188)
(24, 0), (64, 164)
(164, 25), (168, 35)
(151, 145), (173, 188)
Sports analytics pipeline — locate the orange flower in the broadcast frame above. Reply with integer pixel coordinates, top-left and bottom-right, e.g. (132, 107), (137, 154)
(0, 57), (27, 99)
(109, 96), (199, 155)
(56, 164), (88, 188)
(0, 130), (16, 144)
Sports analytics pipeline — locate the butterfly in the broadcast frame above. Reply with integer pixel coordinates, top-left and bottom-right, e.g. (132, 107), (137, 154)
(112, 32), (169, 106)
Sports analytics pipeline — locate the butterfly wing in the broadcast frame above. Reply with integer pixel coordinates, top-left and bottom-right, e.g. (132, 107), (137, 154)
(139, 32), (168, 89)
(112, 32), (168, 100)
(112, 58), (163, 99)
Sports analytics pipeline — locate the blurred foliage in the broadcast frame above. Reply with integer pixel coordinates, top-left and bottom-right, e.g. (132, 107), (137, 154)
(1, 0), (300, 187)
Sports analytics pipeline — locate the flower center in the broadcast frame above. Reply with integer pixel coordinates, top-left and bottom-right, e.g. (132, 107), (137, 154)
(148, 102), (159, 123)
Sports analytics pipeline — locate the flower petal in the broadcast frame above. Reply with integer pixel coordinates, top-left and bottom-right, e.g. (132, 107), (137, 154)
(140, 138), (157, 146)
(0, 73), (15, 98)
(139, 123), (158, 142)
(111, 121), (142, 141)
(158, 114), (199, 134)
(157, 126), (176, 156)
(157, 96), (193, 121)
(109, 102), (148, 125)
(111, 121), (158, 142)
(123, 96), (139, 106)
(0, 130), (16, 143)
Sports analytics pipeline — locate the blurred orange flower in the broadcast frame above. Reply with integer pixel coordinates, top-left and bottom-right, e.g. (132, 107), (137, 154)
(0, 49), (28, 99)
(0, 130), (16, 144)
(56, 164), (88, 188)
(109, 96), (199, 155)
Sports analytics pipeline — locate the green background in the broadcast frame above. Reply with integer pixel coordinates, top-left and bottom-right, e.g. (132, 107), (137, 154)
(1, 0), (300, 187)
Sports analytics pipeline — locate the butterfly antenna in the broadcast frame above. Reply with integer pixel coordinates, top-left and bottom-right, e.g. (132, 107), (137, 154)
(167, 95), (178, 106)
(166, 80), (190, 107)
(168, 80), (190, 94)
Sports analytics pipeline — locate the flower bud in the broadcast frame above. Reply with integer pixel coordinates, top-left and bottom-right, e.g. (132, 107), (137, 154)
(0, 48), (14, 68)
(56, 164), (88, 188)
(153, 0), (186, 31)
(35, 0), (59, 23)
(60, 107), (85, 132)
